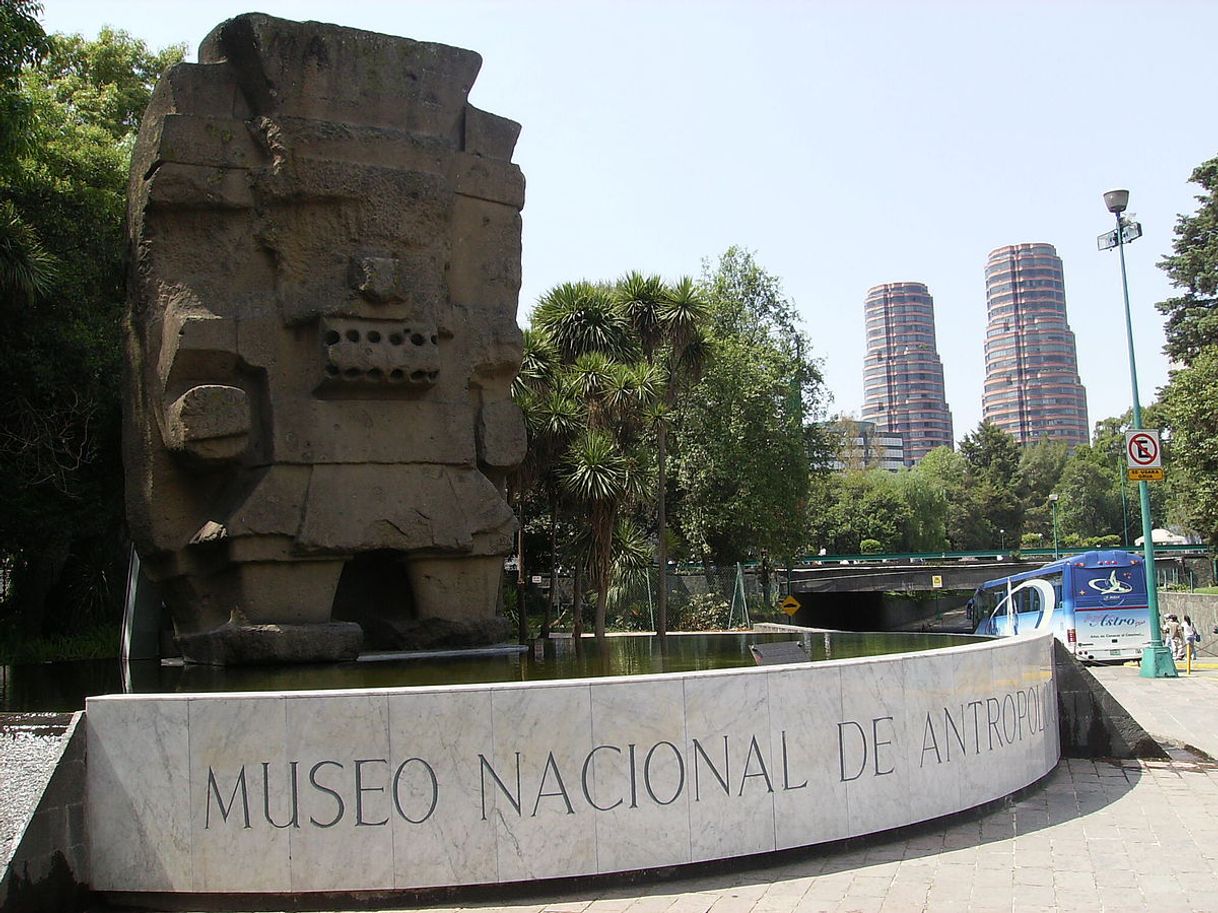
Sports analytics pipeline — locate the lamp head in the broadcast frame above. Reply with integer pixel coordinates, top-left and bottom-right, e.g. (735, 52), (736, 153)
(1048, 493), (1059, 503)
(1104, 189), (1130, 214)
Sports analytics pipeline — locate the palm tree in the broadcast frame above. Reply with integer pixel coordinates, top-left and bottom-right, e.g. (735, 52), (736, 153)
(652, 277), (710, 635)
(510, 329), (578, 640)
(562, 429), (629, 639)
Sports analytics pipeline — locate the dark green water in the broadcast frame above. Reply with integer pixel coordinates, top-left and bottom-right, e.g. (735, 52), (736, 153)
(0, 631), (983, 712)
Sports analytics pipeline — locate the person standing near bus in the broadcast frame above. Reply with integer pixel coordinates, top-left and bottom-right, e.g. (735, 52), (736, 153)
(1183, 615), (1200, 654)
(1164, 614), (1185, 660)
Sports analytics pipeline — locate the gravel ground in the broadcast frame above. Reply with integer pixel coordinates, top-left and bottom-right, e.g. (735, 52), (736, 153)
(0, 712), (74, 872)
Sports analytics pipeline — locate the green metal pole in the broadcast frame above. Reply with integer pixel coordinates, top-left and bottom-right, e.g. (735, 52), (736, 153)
(1051, 498), (1059, 560)
(1115, 212), (1176, 678)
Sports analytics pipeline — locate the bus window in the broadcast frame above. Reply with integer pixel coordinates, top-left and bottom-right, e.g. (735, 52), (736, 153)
(1044, 571), (1063, 609)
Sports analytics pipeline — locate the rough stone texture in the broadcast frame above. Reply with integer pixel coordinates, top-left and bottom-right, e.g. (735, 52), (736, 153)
(1053, 640), (1167, 759)
(359, 614), (510, 651)
(175, 620), (363, 665)
(123, 14), (526, 663)
(0, 713), (88, 913)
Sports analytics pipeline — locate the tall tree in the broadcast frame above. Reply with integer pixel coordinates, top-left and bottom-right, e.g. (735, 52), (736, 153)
(1156, 156), (1218, 364)
(617, 273), (709, 636)
(1015, 441), (1069, 541)
(676, 249), (825, 569)
(1160, 348), (1218, 543)
(1156, 155), (1218, 545)
(0, 0), (48, 164)
(524, 280), (658, 638)
(0, 27), (183, 636)
(957, 421), (1023, 546)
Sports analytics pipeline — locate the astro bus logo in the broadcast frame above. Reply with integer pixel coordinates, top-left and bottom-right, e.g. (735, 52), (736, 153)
(1087, 570), (1133, 597)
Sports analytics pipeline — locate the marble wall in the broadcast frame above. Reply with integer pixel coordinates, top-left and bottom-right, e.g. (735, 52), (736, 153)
(86, 632), (1058, 895)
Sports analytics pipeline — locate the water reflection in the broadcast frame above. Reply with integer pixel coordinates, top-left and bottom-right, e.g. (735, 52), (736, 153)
(0, 631), (982, 712)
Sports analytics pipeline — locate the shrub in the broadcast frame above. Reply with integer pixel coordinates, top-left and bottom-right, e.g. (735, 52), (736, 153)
(673, 593), (730, 631)
(860, 539), (882, 555)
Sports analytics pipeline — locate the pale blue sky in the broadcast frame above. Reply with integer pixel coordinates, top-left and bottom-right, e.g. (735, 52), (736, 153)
(40, 0), (1218, 441)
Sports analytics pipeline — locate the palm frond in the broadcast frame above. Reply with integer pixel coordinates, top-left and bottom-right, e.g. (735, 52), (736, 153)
(661, 276), (710, 344)
(534, 281), (638, 362)
(561, 430), (628, 503)
(513, 327), (559, 398)
(615, 271), (666, 358)
(0, 200), (57, 305)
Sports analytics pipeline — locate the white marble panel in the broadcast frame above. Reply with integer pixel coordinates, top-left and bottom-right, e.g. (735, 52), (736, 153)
(86, 696), (192, 892)
(838, 656), (910, 836)
(284, 693), (393, 892)
(187, 695), (290, 892)
(85, 634), (1064, 897)
(587, 676), (690, 873)
(387, 687), (497, 889)
(901, 650), (964, 824)
(766, 663), (848, 850)
(486, 683), (596, 882)
(1022, 634), (1059, 778)
(683, 669), (776, 862)
(986, 636), (1047, 798)
(934, 644), (999, 809)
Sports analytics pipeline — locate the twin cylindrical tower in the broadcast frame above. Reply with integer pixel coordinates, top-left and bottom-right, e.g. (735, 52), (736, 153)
(862, 242), (1089, 464)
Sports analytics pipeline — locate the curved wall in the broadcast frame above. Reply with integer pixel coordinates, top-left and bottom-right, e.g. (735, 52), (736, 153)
(86, 632), (1058, 896)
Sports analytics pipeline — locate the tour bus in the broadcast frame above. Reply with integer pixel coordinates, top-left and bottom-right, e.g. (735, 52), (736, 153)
(970, 550), (1151, 662)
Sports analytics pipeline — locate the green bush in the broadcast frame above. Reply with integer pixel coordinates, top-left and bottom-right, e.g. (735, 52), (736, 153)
(673, 593), (730, 631)
(860, 539), (882, 554)
(0, 621), (119, 664)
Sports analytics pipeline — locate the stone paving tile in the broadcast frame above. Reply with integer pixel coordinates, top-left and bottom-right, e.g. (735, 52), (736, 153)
(310, 756), (1216, 913)
(177, 667), (1218, 913)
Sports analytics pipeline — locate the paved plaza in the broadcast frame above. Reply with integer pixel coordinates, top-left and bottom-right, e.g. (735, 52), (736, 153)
(257, 665), (1218, 913)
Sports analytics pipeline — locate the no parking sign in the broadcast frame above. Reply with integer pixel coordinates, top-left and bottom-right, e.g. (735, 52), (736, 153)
(1125, 430), (1164, 481)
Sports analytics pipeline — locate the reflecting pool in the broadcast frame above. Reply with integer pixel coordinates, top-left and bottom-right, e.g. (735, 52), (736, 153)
(0, 630), (984, 712)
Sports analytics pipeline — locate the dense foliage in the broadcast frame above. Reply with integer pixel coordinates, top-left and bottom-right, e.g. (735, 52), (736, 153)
(513, 249), (828, 636)
(0, 7), (183, 637)
(807, 417), (1169, 555)
(1157, 155), (1218, 545)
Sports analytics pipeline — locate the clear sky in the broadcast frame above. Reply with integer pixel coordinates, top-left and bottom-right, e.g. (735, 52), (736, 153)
(39, 0), (1218, 442)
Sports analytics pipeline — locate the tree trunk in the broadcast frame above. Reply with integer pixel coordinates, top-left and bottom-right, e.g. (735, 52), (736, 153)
(593, 503), (615, 639)
(759, 550), (772, 609)
(594, 583), (608, 639)
(516, 488), (528, 643)
(656, 422), (669, 636)
(572, 561), (584, 639)
(542, 501), (557, 639)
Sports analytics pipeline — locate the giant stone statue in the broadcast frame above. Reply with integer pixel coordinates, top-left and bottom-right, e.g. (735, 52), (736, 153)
(124, 14), (526, 664)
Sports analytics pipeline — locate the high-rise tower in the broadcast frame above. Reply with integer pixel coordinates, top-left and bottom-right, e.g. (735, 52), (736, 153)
(982, 243), (1089, 446)
(861, 282), (954, 465)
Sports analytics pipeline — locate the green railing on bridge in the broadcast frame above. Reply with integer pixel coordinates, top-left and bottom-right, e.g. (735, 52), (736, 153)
(669, 543), (1211, 573)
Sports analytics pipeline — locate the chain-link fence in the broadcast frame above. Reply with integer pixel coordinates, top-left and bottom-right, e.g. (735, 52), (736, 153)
(506, 564), (797, 633)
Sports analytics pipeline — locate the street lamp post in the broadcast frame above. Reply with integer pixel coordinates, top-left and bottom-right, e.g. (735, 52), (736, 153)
(1000, 528), (1006, 553)
(1048, 493), (1059, 559)
(1102, 188), (1176, 678)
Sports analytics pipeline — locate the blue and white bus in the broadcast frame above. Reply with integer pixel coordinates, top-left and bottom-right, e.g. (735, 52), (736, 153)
(970, 550), (1151, 662)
